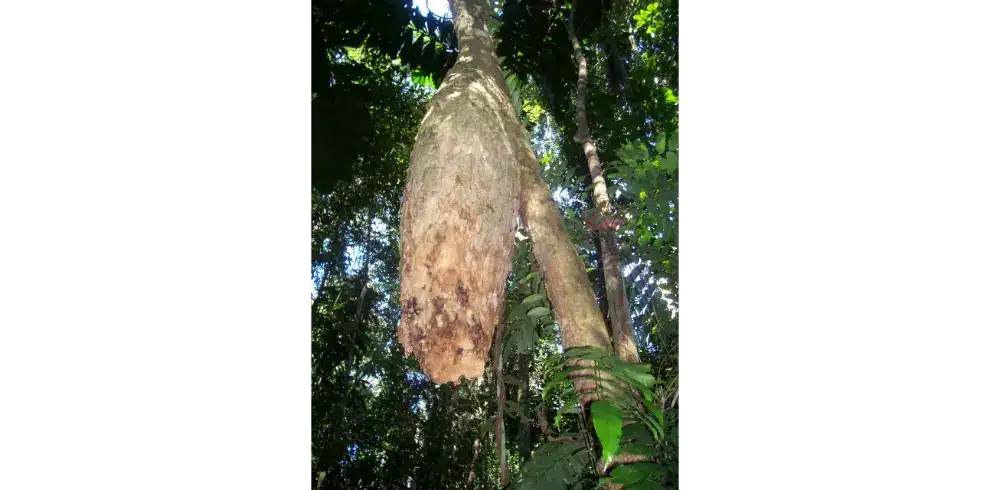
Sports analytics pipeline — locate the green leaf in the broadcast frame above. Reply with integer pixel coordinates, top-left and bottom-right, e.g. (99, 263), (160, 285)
(626, 482), (661, 490)
(522, 270), (539, 284)
(590, 401), (623, 466)
(527, 306), (551, 318)
(617, 142), (649, 163)
(562, 346), (611, 361)
(512, 321), (535, 353)
(658, 150), (678, 171)
(621, 423), (654, 443)
(522, 293), (545, 305)
(620, 442), (662, 458)
(653, 407), (665, 436)
(610, 462), (664, 485)
(504, 399), (521, 416)
(543, 366), (588, 394)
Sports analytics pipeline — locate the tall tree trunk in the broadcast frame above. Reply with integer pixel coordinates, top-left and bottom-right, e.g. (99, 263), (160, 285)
(565, 12), (654, 488)
(566, 12), (639, 363)
(516, 352), (532, 461)
(399, 0), (613, 400)
(398, 0), (525, 384)
(494, 321), (508, 488)
(590, 206), (610, 321)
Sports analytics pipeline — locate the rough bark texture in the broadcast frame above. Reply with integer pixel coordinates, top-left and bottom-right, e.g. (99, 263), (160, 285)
(566, 13), (640, 363)
(397, 0), (522, 383)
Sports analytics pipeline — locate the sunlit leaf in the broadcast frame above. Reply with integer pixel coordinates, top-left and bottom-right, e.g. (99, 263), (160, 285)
(591, 401), (623, 466)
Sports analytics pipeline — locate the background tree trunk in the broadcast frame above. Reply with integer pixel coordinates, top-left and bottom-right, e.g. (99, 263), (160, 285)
(516, 352), (532, 461)
(494, 321), (508, 488)
(566, 12), (639, 363)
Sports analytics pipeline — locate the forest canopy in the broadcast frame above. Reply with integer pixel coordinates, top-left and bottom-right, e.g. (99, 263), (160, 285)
(312, 0), (677, 488)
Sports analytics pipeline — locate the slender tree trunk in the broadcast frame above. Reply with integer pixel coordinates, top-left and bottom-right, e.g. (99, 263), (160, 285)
(590, 205), (610, 320)
(566, 12), (639, 363)
(516, 352), (532, 461)
(494, 321), (508, 488)
(565, 13), (655, 489)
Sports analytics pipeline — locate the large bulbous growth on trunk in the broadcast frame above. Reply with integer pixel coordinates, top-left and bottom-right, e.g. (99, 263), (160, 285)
(397, 0), (521, 384)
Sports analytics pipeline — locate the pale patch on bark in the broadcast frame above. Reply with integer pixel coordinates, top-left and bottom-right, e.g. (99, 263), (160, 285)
(397, 0), (521, 384)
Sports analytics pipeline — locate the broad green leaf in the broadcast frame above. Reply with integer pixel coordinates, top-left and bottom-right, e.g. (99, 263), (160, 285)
(658, 150), (678, 171)
(543, 366), (588, 394)
(509, 302), (528, 321)
(621, 423), (654, 443)
(610, 462), (664, 486)
(655, 131), (667, 153)
(617, 142), (649, 163)
(522, 293), (545, 305)
(653, 407), (665, 436)
(591, 401), (623, 466)
(513, 321), (535, 353)
(527, 306), (551, 318)
(620, 442), (662, 458)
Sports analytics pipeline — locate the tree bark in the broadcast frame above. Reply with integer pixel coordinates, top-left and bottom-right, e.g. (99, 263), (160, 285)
(398, 0), (523, 384)
(400, 0), (614, 398)
(494, 321), (508, 488)
(516, 352), (532, 461)
(566, 12), (639, 363)
(565, 13), (651, 489)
